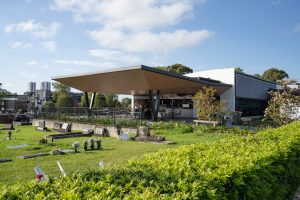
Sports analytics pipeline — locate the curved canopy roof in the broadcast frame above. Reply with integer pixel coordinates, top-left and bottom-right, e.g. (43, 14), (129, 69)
(52, 65), (231, 95)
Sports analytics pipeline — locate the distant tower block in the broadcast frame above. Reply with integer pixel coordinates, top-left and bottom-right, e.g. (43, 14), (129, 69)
(40, 81), (51, 91)
(28, 82), (36, 93)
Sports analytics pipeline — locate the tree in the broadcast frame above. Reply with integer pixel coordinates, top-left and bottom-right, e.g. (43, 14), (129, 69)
(80, 93), (119, 107)
(105, 93), (119, 107)
(0, 83), (10, 102)
(155, 63), (193, 75)
(234, 67), (244, 73)
(192, 86), (226, 122)
(254, 73), (261, 78)
(264, 80), (300, 126)
(167, 63), (193, 75)
(56, 93), (74, 108)
(52, 82), (71, 103)
(261, 68), (289, 82)
(121, 97), (131, 108)
(44, 101), (56, 112)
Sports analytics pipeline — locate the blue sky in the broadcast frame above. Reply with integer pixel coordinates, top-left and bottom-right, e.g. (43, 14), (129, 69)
(1, 0), (300, 94)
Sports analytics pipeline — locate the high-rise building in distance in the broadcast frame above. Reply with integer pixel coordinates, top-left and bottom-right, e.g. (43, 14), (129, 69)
(40, 81), (51, 91)
(28, 82), (36, 93)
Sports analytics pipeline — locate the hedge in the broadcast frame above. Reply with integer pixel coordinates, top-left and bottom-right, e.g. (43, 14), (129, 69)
(1, 122), (300, 199)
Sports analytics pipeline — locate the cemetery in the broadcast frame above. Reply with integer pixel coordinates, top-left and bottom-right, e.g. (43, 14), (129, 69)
(0, 120), (229, 185)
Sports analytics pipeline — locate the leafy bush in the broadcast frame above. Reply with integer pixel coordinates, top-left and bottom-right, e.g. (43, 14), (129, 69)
(194, 125), (255, 135)
(150, 121), (193, 134)
(1, 123), (300, 199)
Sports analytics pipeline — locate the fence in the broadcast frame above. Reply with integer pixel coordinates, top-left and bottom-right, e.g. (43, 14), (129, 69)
(36, 107), (145, 127)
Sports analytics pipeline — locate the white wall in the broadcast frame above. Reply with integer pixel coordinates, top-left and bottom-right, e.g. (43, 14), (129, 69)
(186, 68), (235, 115)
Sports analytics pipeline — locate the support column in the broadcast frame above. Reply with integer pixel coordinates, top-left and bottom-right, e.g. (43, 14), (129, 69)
(84, 92), (91, 116)
(89, 92), (96, 110)
(149, 90), (160, 121)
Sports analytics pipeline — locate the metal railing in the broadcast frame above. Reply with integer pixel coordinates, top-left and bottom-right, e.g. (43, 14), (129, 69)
(35, 107), (145, 127)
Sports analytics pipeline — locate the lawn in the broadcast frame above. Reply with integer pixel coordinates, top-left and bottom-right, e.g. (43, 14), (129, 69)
(0, 124), (228, 185)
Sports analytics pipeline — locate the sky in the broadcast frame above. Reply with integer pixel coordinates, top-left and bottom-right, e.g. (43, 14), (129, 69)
(1, 0), (300, 94)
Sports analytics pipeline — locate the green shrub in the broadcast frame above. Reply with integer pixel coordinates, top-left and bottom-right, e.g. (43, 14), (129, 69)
(1, 123), (299, 199)
(150, 121), (193, 134)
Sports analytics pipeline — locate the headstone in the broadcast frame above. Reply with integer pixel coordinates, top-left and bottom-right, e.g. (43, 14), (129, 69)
(136, 126), (150, 138)
(61, 123), (70, 132)
(5, 123), (13, 130)
(118, 131), (130, 141)
(54, 122), (61, 130)
(38, 120), (45, 129)
(95, 126), (108, 137)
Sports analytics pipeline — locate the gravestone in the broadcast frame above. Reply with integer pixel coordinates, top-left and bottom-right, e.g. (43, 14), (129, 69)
(4, 123), (13, 130)
(94, 126), (108, 137)
(136, 126), (150, 138)
(61, 123), (70, 132)
(36, 120), (47, 131)
(54, 122), (61, 131)
(0, 158), (12, 163)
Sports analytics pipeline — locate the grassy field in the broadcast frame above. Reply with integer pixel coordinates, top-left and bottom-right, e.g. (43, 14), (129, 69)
(0, 124), (228, 185)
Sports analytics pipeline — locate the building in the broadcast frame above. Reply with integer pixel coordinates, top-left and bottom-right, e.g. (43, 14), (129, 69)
(52, 65), (277, 120)
(28, 82), (36, 94)
(1, 94), (33, 113)
(35, 81), (52, 102)
(40, 81), (51, 91)
(186, 68), (277, 116)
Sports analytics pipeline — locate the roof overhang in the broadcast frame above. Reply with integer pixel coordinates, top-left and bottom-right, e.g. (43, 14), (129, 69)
(52, 65), (232, 95)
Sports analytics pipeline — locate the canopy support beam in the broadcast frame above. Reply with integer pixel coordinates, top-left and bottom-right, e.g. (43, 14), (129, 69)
(149, 90), (160, 121)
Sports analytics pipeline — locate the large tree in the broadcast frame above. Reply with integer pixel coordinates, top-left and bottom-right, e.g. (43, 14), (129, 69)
(56, 93), (74, 108)
(264, 80), (300, 126)
(261, 68), (289, 82)
(0, 83), (10, 102)
(52, 82), (71, 103)
(234, 67), (244, 73)
(192, 86), (226, 122)
(155, 63), (193, 75)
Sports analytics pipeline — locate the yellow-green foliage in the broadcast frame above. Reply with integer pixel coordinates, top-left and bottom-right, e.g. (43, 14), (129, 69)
(1, 122), (300, 199)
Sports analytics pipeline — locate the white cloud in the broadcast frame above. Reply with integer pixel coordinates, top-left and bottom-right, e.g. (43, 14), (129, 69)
(51, 0), (211, 53)
(51, 0), (195, 30)
(88, 29), (213, 53)
(11, 41), (33, 49)
(27, 60), (38, 65)
(42, 41), (57, 52)
(54, 59), (115, 68)
(18, 70), (37, 78)
(89, 49), (141, 63)
(4, 20), (61, 39)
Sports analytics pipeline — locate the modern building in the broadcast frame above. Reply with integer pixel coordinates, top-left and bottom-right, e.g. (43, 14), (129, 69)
(186, 68), (277, 116)
(52, 65), (277, 120)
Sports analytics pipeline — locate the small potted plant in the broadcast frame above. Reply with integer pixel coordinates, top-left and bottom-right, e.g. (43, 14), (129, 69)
(72, 141), (80, 153)
(95, 140), (101, 150)
(89, 138), (95, 150)
(83, 140), (88, 151)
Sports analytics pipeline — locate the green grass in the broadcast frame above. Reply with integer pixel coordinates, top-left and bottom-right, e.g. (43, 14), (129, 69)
(0, 125), (227, 185)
